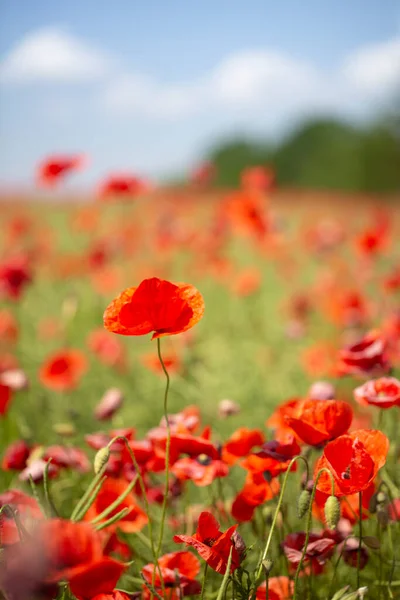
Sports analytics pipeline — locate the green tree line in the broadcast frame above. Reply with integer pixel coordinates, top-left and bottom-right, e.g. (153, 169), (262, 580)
(205, 116), (400, 193)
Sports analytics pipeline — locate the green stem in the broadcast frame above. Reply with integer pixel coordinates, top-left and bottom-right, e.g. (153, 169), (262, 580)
(90, 475), (138, 524)
(293, 467), (336, 600)
(251, 455), (310, 599)
(200, 563), (209, 600)
(154, 338), (171, 560)
(357, 491), (363, 589)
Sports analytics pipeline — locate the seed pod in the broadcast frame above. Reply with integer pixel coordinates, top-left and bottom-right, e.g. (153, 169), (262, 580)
(262, 559), (273, 575)
(324, 495), (340, 529)
(297, 489), (312, 518)
(94, 447), (110, 474)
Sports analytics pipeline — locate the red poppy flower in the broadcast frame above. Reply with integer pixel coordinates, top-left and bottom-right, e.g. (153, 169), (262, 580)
(232, 473), (280, 522)
(354, 377), (400, 409)
(43, 445), (90, 473)
(87, 329), (127, 370)
(37, 154), (87, 188)
(266, 398), (301, 441)
(0, 383), (12, 416)
(0, 489), (43, 545)
(84, 478), (148, 533)
(95, 388), (124, 420)
(39, 349), (87, 391)
(172, 456), (229, 486)
(256, 576), (293, 600)
(2, 439), (31, 471)
(222, 427), (265, 464)
(315, 429), (389, 496)
(148, 428), (219, 466)
(174, 511), (240, 574)
(98, 173), (151, 200)
(337, 330), (391, 377)
(141, 351), (182, 374)
(142, 551), (201, 599)
(283, 532), (335, 574)
(341, 538), (369, 570)
(284, 399), (353, 446)
(104, 277), (204, 339)
(0, 255), (32, 300)
(241, 165), (275, 193)
(91, 593), (131, 600)
(0, 309), (18, 344)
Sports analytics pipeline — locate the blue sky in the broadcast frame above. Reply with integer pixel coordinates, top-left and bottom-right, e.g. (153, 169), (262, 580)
(0, 0), (399, 187)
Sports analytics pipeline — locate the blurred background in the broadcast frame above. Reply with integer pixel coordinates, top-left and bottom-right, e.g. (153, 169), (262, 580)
(0, 0), (399, 196)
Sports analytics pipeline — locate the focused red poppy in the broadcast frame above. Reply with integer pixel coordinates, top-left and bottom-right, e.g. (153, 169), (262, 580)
(37, 154), (87, 188)
(266, 398), (301, 441)
(142, 551), (201, 599)
(354, 377), (400, 409)
(39, 349), (87, 391)
(173, 511), (240, 574)
(337, 330), (391, 377)
(103, 277), (204, 339)
(284, 399), (353, 446)
(231, 473), (280, 522)
(315, 429), (389, 496)
(84, 478), (148, 533)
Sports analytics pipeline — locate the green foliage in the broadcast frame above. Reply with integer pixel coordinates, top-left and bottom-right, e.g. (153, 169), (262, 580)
(207, 116), (400, 193)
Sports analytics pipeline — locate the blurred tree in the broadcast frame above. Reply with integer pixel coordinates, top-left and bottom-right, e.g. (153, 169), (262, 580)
(206, 116), (400, 193)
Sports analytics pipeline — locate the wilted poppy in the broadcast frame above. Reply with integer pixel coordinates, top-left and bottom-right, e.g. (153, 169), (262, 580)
(84, 478), (148, 533)
(104, 277), (204, 339)
(283, 532), (335, 574)
(142, 551), (201, 599)
(284, 399), (353, 446)
(37, 154), (87, 188)
(173, 511), (240, 574)
(315, 429), (389, 496)
(39, 349), (87, 391)
(337, 330), (391, 377)
(354, 377), (400, 409)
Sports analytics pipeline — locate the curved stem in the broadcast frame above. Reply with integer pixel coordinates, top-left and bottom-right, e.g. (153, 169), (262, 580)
(293, 467), (336, 600)
(251, 455), (310, 599)
(154, 338), (171, 574)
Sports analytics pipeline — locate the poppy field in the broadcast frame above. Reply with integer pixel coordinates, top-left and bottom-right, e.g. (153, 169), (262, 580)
(0, 173), (400, 600)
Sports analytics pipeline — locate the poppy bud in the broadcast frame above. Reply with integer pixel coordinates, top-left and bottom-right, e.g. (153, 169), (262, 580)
(94, 447), (110, 474)
(324, 495), (340, 529)
(368, 493), (378, 514)
(376, 503), (389, 528)
(297, 489), (312, 518)
(376, 491), (387, 505)
(232, 530), (246, 559)
(262, 559), (273, 575)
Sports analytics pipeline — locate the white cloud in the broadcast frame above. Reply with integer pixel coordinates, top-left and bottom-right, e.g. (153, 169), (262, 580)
(0, 27), (113, 83)
(102, 37), (400, 120)
(343, 38), (400, 94)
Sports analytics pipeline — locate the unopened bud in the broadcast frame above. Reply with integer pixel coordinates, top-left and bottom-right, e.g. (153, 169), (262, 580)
(94, 447), (110, 474)
(297, 489), (312, 518)
(377, 503), (389, 529)
(232, 530), (246, 559)
(368, 493), (378, 514)
(376, 491), (387, 505)
(324, 495), (341, 530)
(262, 559), (273, 575)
